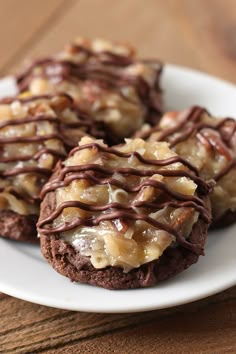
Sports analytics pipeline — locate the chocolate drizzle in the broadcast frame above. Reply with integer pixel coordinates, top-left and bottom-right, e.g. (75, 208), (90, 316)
(66, 44), (135, 66)
(144, 106), (236, 181)
(38, 142), (211, 255)
(214, 158), (236, 181)
(0, 94), (105, 142)
(0, 93), (73, 105)
(0, 94), (106, 209)
(16, 43), (163, 128)
(0, 148), (66, 163)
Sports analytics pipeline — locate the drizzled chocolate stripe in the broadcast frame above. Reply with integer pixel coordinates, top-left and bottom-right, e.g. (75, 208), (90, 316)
(0, 115), (59, 129)
(38, 142), (211, 254)
(0, 187), (38, 203)
(41, 170), (207, 208)
(16, 58), (58, 84)
(69, 108), (107, 140)
(38, 198), (209, 225)
(0, 148), (66, 163)
(16, 46), (163, 124)
(215, 158), (236, 181)
(169, 117), (236, 148)
(19, 60), (159, 109)
(38, 208), (204, 254)
(95, 51), (134, 67)
(0, 94), (96, 204)
(40, 168), (207, 199)
(1, 166), (51, 177)
(0, 93), (73, 105)
(0, 114), (96, 135)
(0, 133), (69, 145)
(0, 94), (106, 142)
(67, 44), (135, 66)
(0, 124), (82, 147)
(68, 142), (199, 174)
(134, 106), (205, 140)
(147, 106), (236, 181)
(44, 199), (207, 215)
(16, 53), (160, 89)
(157, 106), (205, 142)
(16, 50), (135, 84)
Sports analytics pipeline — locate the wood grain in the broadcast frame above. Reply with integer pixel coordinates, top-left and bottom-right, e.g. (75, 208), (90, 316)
(1, 287), (236, 353)
(6, 0), (203, 73)
(45, 300), (236, 354)
(169, 0), (236, 80)
(0, 0), (236, 353)
(0, 0), (68, 75)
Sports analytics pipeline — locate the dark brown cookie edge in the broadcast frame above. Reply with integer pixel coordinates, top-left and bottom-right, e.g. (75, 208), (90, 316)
(0, 210), (39, 243)
(211, 210), (236, 230)
(210, 209), (236, 229)
(39, 191), (210, 290)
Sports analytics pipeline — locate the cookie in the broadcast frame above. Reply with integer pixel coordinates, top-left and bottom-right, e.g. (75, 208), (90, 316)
(137, 106), (236, 227)
(38, 137), (211, 289)
(0, 210), (37, 243)
(0, 94), (104, 243)
(16, 37), (163, 143)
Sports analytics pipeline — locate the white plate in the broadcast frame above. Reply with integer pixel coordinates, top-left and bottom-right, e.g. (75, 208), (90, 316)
(0, 65), (236, 313)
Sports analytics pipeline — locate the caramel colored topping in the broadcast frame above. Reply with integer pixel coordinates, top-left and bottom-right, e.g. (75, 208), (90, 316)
(144, 106), (236, 220)
(38, 137), (210, 271)
(0, 94), (103, 216)
(16, 38), (163, 140)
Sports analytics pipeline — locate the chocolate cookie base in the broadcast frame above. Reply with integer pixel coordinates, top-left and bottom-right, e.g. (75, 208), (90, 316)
(211, 209), (236, 229)
(0, 210), (39, 243)
(39, 188), (209, 290)
(39, 172), (210, 290)
(40, 217), (208, 290)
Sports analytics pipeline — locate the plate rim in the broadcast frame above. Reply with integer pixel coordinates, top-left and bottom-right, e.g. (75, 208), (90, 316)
(0, 260), (236, 313)
(0, 63), (236, 313)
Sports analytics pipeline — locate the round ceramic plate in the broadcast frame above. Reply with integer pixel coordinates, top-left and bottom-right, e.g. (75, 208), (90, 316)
(0, 65), (236, 313)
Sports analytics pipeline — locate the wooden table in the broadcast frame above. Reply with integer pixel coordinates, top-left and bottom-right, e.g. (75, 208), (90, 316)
(1, 1), (236, 352)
